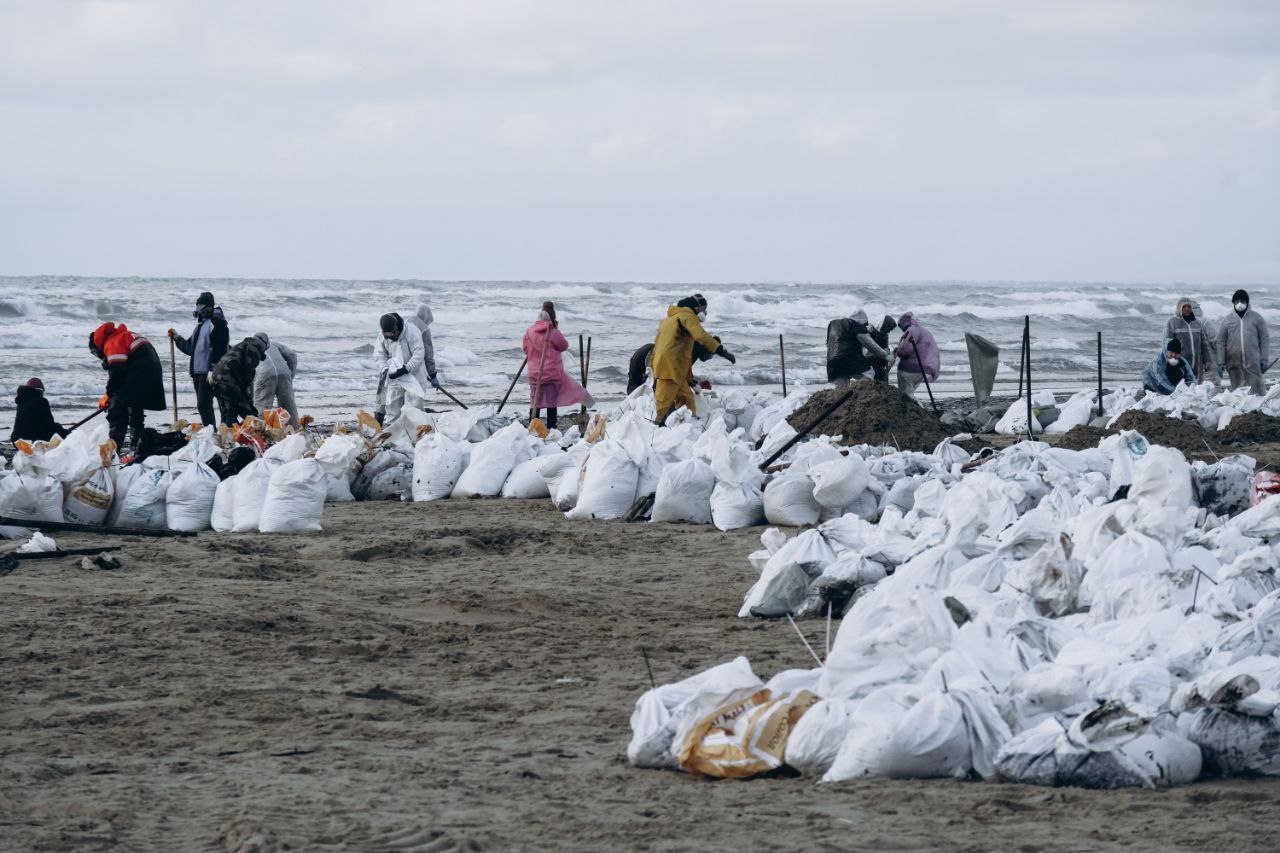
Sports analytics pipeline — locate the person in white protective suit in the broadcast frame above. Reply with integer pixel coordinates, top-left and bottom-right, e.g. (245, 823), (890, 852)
(251, 332), (299, 424)
(373, 312), (439, 423)
(402, 304), (439, 383)
(1217, 289), (1270, 395)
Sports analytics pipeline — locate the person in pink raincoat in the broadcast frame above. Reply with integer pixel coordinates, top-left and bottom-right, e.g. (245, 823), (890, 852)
(523, 301), (593, 429)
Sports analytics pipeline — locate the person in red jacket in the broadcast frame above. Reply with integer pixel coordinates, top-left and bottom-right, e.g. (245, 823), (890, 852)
(89, 322), (167, 448)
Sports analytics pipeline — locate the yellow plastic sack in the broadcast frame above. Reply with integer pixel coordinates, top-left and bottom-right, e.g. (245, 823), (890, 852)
(678, 689), (821, 778)
(585, 414), (608, 444)
(528, 418), (549, 439)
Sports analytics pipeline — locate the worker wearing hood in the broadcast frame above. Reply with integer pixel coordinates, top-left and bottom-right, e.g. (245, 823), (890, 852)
(1164, 298), (1213, 382)
(10, 378), (67, 443)
(1217, 289), (1270, 395)
(826, 309), (890, 385)
(403, 304), (439, 381)
(88, 322), (166, 448)
(374, 312), (435, 423)
(251, 332), (299, 425)
(209, 335), (268, 425)
(894, 312), (941, 402)
(1142, 338), (1196, 395)
(652, 294), (734, 424)
(169, 291), (229, 427)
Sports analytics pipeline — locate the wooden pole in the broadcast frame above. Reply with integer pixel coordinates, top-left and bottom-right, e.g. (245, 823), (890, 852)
(910, 338), (940, 416)
(0, 516), (197, 538)
(496, 358), (527, 413)
(779, 334), (788, 397)
(168, 334), (179, 423)
(1096, 331), (1104, 418)
(584, 337), (592, 386)
(530, 329), (551, 421)
(1024, 316), (1034, 441)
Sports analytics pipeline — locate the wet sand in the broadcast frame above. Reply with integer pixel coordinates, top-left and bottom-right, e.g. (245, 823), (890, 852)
(2, 499), (1279, 852)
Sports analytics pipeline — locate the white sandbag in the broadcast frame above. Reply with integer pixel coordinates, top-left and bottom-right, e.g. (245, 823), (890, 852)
(315, 433), (367, 499)
(650, 458), (716, 524)
(501, 457), (552, 499)
(740, 529), (838, 617)
(708, 436), (766, 531)
(809, 456), (870, 510)
(1179, 707), (1280, 776)
(105, 465), (142, 528)
(351, 448), (410, 500)
(116, 468), (172, 530)
(764, 472), (822, 527)
(62, 467), (115, 526)
(1129, 446), (1193, 510)
(1046, 390), (1098, 435)
(784, 698), (859, 777)
(231, 459), (276, 533)
(263, 432), (307, 463)
(165, 461), (220, 532)
(259, 458), (327, 533)
(366, 460), (412, 501)
(210, 476), (236, 532)
(539, 450), (583, 499)
(627, 656), (764, 770)
(553, 453), (587, 511)
(453, 423), (528, 498)
(412, 431), (469, 502)
(995, 398), (1044, 435)
(566, 438), (641, 520)
(0, 473), (64, 523)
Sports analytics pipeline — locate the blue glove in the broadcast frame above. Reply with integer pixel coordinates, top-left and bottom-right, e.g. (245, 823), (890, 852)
(429, 374), (442, 390)
(1218, 364), (1226, 379)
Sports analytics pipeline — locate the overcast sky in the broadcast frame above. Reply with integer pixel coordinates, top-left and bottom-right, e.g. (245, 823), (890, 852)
(1, 0), (1277, 283)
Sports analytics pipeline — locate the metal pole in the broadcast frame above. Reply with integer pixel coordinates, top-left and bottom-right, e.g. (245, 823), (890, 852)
(435, 385), (469, 410)
(1016, 327), (1025, 399)
(1024, 316), (1034, 441)
(496, 358), (527, 413)
(779, 334), (788, 397)
(1096, 331), (1104, 418)
(758, 387), (856, 470)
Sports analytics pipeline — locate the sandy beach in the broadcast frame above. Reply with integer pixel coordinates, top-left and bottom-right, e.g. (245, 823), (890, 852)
(1, 498), (1277, 851)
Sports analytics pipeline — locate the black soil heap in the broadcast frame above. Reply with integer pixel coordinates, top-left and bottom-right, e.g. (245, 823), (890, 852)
(786, 383), (952, 452)
(1220, 412), (1280, 446)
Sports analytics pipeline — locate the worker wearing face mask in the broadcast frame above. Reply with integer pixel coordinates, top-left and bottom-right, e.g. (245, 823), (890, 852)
(651, 293), (736, 424)
(1217, 289), (1270, 395)
(1164, 298), (1213, 383)
(1141, 338), (1196, 395)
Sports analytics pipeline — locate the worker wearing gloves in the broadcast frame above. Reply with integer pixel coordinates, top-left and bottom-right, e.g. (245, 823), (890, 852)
(169, 291), (229, 428)
(894, 312), (941, 402)
(651, 294), (735, 425)
(251, 332), (299, 425)
(1164, 298), (1214, 383)
(1141, 338), (1196, 395)
(374, 312), (438, 424)
(1217, 289), (1270, 395)
(89, 322), (166, 449)
(209, 335), (268, 425)
(826, 309), (891, 386)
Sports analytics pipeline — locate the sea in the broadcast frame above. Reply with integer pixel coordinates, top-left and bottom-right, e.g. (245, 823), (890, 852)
(1, 277), (1274, 429)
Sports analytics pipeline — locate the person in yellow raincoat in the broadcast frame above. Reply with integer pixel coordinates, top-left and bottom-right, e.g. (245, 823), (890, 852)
(652, 294), (736, 424)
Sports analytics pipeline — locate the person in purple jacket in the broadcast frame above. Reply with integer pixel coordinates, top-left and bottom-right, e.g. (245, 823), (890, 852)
(893, 312), (940, 402)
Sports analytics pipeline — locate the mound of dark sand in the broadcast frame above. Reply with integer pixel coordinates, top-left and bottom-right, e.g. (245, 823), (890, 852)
(1053, 425), (1113, 452)
(787, 383), (952, 452)
(1220, 411), (1280, 446)
(1110, 410), (1218, 455)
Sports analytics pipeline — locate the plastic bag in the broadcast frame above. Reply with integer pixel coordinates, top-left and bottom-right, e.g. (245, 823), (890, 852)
(809, 456), (870, 510)
(165, 460), (220, 531)
(0, 473), (64, 523)
(785, 698), (859, 776)
(210, 476), (236, 532)
(105, 465), (142, 528)
(259, 458), (327, 533)
(650, 458), (716, 524)
(453, 423), (528, 498)
(763, 472), (822, 527)
(566, 437), (641, 520)
(116, 468), (172, 530)
(63, 467), (115, 526)
(231, 459), (276, 533)
(677, 689), (821, 778)
(501, 457), (552, 499)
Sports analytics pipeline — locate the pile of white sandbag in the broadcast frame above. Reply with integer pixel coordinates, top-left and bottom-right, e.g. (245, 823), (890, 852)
(1, 419), (342, 536)
(628, 426), (1280, 788)
(996, 378), (1280, 436)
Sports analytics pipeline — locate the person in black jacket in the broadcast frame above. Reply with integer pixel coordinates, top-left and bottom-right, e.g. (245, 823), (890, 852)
(10, 378), (68, 443)
(868, 315), (897, 382)
(209, 335), (268, 425)
(826, 309), (892, 386)
(89, 322), (167, 449)
(169, 291), (229, 428)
